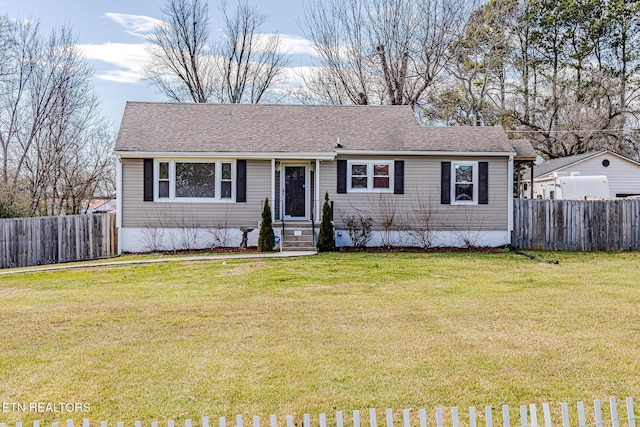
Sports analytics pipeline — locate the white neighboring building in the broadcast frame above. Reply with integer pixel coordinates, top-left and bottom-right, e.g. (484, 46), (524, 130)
(522, 150), (640, 199)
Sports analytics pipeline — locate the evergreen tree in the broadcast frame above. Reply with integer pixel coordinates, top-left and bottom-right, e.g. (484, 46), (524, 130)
(258, 197), (275, 251)
(317, 192), (335, 252)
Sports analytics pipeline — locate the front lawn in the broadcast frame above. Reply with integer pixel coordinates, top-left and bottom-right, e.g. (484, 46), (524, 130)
(1, 251), (639, 424)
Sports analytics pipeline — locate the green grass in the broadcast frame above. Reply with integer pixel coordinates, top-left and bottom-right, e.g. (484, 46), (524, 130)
(1, 251), (639, 424)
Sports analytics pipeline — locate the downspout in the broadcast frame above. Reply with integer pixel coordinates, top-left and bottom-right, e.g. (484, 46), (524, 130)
(271, 159), (276, 222)
(530, 162), (534, 200)
(315, 159), (320, 247)
(271, 159), (280, 252)
(116, 155), (123, 255)
(508, 155), (514, 241)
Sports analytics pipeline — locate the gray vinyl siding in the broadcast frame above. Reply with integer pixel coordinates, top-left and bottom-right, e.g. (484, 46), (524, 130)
(121, 158), (270, 228)
(319, 155), (509, 231)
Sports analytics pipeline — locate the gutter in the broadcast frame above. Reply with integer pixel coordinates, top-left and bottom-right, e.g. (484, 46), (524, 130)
(115, 150), (518, 159)
(115, 151), (338, 161)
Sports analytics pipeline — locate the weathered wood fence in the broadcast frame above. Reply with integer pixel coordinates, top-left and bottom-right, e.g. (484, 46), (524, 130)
(0, 212), (117, 269)
(0, 397), (635, 427)
(513, 199), (640, 250)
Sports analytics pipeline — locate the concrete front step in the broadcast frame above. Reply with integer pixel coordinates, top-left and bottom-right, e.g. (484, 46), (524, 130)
(280, 227), (316, 252)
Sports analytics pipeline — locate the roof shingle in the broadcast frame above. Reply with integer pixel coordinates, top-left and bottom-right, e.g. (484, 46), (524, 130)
(114, 102), (517, 155)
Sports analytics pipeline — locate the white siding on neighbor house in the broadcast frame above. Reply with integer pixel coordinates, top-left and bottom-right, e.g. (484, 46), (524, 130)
(318, 155), (510, 232)
(121, 158), (270, 228)
(539, 153), (640, 197)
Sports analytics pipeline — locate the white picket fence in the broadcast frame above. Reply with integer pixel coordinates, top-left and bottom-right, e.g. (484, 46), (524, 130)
(1, 397), (636, 427)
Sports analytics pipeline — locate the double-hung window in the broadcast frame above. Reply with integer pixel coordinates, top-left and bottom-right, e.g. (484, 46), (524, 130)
(451, 161), (478, 204)
(348, 161), (393, 192)
(158, 162), (170, 198)
(156, 160), (235, 201)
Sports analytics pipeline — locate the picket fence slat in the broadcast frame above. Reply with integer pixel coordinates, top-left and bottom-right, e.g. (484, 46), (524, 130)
(0, 212), (116, 269)
(530, 405), (538, 427)
(542, 404), (552, 427)
(577, 402), (586, 427)
(520, 406), (527, 427)
(595, 400), (603, 427)
(628, 398), (636, 427)
(385, 409), (393, 427)
(503, 406), (510, 427)
(452, 408), (459, 427)
(513, 199), (640, 251)
(419, 409), (427, 427)
(403, 409), (410, 427)
(561, 403), (570, 427)
(612, 398), (620, 427)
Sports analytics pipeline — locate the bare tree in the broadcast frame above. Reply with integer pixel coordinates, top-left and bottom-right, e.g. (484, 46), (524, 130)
(0, 17), (114, 217)
(301, 0), (475, 106)
(215, 0), (289, 103)
(146, 0), (216, 103)
(146, 0), (289, 104)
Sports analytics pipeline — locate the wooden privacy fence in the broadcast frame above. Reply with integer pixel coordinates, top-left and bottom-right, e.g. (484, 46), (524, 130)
(512, 199), (640, 250)
(0, 212), (117, 269)
(0, 397), (636, 427)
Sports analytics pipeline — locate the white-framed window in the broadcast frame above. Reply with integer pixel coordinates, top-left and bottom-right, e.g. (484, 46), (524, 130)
(158, 161), (170, 199)
(451, 161), (478, 204)
(348, 160), (393, 192)
(155, 160), (235, 202)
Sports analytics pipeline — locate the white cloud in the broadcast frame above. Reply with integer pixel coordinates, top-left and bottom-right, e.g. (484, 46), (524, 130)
(275, 34), (318, 57)
(103, 13), (163, 38)
(79, 13), (318, 86)
(283, 65), (322, 84)
(77, 43), (150, 84)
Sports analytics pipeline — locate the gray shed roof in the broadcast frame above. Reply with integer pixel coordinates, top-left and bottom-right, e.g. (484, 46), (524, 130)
(114, 102), (517, 155)
(525, 151), (606, 179)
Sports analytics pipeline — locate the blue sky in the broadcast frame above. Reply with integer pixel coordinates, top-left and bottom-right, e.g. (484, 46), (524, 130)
(2, 0), (313, 127)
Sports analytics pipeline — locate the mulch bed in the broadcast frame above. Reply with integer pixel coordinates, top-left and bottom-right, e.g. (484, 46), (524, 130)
(125, 246), (506, 256)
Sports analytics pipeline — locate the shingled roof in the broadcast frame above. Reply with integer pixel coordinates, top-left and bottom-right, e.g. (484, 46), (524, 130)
(510, 139), (537, 161)
(114, 102), (517, 155)
(523, 151), (606, 179)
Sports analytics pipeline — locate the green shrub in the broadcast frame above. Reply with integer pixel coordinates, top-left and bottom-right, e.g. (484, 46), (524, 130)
(317, 192), (335, 252)
(258, 197), (275, 251)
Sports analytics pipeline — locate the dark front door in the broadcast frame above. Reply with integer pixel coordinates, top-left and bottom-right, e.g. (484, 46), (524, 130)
(284, 166), (307, 219)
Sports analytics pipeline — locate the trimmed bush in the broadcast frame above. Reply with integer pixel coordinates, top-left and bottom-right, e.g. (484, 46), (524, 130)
(317, 192), (335, 252)
(258, 197), (275, 251)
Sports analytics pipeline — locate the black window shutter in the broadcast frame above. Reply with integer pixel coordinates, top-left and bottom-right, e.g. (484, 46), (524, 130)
(143, 158), (154, 202)
(441, 162), (451, 204)
(337, 159), (347, 194)
(236, 160), (247, 202)
(394, 160), (404, 194)
(478, 161), (489, 204)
